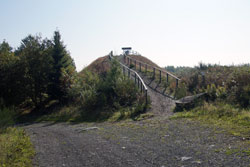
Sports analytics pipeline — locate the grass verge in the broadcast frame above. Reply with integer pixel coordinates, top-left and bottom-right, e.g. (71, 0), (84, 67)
(0, 128), (35, 167)
(0, 107), (35, 167)
(25, 100), (151, 123)
(171, 102), (250, 156)
(171, 102), (250, 138)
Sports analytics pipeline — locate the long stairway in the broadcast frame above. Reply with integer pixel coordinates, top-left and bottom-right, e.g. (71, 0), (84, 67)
(116, 55), (176, 116)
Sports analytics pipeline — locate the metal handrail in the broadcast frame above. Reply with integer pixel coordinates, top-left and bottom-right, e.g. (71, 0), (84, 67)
(108, 51), (148, 104)
(125, 55), (180, 80)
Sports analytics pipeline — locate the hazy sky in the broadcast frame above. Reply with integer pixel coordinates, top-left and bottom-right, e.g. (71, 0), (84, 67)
(1, 0), (250, 71)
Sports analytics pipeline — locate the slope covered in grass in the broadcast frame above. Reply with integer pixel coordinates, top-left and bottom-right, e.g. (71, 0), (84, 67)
(128, 54), (160, 68)
(80, 55), (110, 75)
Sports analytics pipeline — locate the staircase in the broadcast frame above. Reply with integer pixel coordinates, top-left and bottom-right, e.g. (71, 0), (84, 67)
(109, 52), (176, 116)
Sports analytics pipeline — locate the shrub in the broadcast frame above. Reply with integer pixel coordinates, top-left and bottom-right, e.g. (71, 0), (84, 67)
(0, 127), (34, 167)
(77, 59), (149, 120)
(0, 107), (16, 129)
(174, 82), (188, 99)
(205, 84), (217, 101)
(114, 77), (138, 106)
(171, 63), (250, 108)
(67, 69), (100, 103)
(226, 68), (250, 108)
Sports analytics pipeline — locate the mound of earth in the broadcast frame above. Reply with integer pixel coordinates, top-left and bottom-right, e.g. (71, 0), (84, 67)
(128, 55), (160, 68)
(81, 53), (163, 76)
(80, 55), (111, 75)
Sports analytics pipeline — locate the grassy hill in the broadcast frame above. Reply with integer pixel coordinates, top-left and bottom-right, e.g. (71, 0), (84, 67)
(128, 54), (160, 68)
(80, 55), (110, 75)
(81, 54), (161, 75)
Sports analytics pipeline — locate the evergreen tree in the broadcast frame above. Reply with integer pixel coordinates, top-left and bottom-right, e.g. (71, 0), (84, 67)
(0, 31), (76, 107)
(14, 35), (54, 107)
(0, 40), (19, 105)
(49, 31), (76, 102)
(0, 40), (14, 68)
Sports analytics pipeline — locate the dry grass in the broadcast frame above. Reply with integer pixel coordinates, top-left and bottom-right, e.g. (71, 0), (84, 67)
(129, 55), (160, 68)
(80, 55), (111, 75)
(0, 128), (34, 167)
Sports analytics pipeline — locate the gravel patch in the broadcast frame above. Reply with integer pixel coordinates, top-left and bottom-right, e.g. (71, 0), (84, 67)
(23, 118), (250, 167)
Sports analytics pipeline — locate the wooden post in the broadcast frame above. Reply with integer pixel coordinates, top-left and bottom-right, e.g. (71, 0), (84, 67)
(174, 79), (179, 99)
(159, 70), (161, 83)
(145, 89), (148, 104)
(128, 68), (130, 78)
(124, 55), (126, 63)
(123, 66), (125, 75)
(141, 82), (143, 92)
(166, 73), (169, 83)
(134, 73), (136, 84)
(153, 67), (155, 79)
(138, 77), (140, 88)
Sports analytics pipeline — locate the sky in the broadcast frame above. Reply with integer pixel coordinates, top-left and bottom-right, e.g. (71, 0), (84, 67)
(0, 0), (250, 71)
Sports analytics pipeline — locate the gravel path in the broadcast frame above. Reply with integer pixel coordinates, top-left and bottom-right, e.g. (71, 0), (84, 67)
(24, 118), (250, 167)
(118, 55), (176, 116)
(139, 71), (176, 116)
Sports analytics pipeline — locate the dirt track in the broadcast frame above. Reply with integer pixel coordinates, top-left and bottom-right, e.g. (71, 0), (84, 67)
(24, 118), (250, 167)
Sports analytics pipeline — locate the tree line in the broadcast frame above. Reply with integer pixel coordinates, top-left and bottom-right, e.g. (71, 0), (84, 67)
(0, 31), (76, 108)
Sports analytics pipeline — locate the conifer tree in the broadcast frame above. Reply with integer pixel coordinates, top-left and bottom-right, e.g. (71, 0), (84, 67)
(0, 40), (20, 105)
(49, 31), (76, 102)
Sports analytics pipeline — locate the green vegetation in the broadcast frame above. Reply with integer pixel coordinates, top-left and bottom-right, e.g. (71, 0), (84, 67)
(0, 127), (35, 167)
(0, 31), (148, 121)
(172, 102), (250, 137)
(0, 31), (75, 108)
(0, 107), (34, 167)
(56, 59), (149, 122)
(166, 63), (250, 107)
(169, 63), (250, 140)
(0, 107), (16, 128)
(0, 31), (150, 165)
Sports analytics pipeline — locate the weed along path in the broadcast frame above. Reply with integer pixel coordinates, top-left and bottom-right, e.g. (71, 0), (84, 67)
(24, 118), (250, 167)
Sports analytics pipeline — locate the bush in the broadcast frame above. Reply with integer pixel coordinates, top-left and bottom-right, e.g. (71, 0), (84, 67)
(67, 69), (100, 103)
(0, 127), (34, 167)
(205, 84), (217, 101)
(174, 82), (188, 99)
(226, 68), (250, 108)
(0, 107), (16, 129)
(114, 77), (138, 106)
(172, 63), (250, 108)
(76, 59), (149, 120)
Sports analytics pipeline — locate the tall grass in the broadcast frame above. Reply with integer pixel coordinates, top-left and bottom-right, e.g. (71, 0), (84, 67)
(0, 107), (16, 129)
(0, 107), (34, 166)
(172, 102), (250, 138)
(0, 128), (35, 167)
